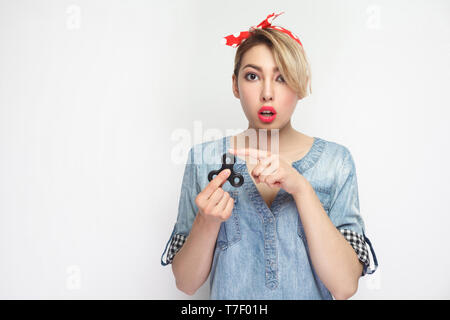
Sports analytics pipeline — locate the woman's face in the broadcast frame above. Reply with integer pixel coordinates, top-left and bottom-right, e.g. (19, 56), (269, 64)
(232, 44), (300, 130)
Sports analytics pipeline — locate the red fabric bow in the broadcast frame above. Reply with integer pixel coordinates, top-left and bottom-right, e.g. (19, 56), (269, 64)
(222, 12), (303, 48)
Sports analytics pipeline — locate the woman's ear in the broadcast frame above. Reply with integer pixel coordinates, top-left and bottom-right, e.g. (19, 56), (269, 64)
(232, 74), (240, 99)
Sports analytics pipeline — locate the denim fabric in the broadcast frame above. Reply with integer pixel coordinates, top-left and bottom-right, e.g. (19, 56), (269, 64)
(161, 135), (378, 299)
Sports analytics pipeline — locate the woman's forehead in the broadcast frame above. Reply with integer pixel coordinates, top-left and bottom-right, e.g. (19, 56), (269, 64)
(240, 45), (277, 71)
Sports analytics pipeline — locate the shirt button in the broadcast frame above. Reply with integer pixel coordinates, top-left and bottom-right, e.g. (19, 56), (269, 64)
(267, 280), (278, 290)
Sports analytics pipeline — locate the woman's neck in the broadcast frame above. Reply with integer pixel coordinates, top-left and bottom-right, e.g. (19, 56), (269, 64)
(234, 120), (304, 155)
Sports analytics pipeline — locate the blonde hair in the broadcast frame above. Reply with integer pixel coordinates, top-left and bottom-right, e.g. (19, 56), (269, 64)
(233, 28), (312, 99)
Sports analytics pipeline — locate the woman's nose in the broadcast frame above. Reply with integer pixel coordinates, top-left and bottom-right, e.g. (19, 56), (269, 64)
(262, 84), (273, 101)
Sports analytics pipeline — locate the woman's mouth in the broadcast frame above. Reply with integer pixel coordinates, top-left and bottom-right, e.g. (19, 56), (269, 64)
(258, 106), (277, 123)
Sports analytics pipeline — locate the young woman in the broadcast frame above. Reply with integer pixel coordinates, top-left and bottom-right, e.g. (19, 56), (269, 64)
(161, 12), (378, 300)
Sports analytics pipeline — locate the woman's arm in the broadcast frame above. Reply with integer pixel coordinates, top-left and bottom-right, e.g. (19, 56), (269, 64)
(227, 147), (364, 299)
(292, 179), (363, 300)
(172, 168), (234, 295)
(172, 212), (221, 295)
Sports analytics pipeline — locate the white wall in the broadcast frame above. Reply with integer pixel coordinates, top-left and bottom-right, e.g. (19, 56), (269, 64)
(0, 0), (449, 299)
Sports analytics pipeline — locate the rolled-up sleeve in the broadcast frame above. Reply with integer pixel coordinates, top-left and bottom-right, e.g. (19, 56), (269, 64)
(328, 147), (378, 276)
(161, 146), (200, 266)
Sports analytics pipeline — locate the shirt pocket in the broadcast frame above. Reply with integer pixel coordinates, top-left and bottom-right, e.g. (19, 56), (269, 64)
(297, 188), (331, 243)
(216, 190), (241, 251)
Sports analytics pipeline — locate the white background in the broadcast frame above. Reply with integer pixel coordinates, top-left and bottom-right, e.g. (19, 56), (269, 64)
(1, 0), (449, 299)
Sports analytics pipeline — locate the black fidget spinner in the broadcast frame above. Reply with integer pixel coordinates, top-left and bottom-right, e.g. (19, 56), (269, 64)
(208, 153), (244, 187)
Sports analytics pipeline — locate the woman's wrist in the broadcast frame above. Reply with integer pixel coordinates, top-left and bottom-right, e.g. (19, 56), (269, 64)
(196, 211), (222, 232)
(292, 175), (313, 199)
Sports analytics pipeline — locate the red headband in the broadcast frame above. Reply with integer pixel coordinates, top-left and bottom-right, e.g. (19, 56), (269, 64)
(222, 11), (303, 48)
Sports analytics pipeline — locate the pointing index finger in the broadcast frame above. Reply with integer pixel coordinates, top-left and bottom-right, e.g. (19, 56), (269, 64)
(228, 148), (271, 160)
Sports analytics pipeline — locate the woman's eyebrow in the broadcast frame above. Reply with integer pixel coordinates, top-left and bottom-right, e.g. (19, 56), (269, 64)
(242, 64), (279, 72)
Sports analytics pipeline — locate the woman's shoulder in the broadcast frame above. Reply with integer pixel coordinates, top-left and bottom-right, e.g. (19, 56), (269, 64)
(314, 136), (356, 173)
(317, 136), (351, 157)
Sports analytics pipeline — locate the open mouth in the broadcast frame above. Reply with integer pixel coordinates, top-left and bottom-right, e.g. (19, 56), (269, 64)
(258, 106), (277, 123)
(260, 111), (275, 117)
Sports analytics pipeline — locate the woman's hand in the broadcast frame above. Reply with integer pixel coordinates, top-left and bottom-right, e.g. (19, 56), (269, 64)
(195, 169), (235, 224)
(228, 147), (308, 196)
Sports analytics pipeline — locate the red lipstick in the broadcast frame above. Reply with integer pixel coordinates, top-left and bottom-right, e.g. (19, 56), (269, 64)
(258, 106), (277, 123)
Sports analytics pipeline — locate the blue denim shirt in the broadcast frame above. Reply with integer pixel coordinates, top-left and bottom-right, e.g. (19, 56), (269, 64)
(161, 135), (378, 299)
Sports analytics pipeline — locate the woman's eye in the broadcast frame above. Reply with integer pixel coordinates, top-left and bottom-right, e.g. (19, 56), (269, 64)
(244, 72), (285, 83)
(245, 72), (258, 81)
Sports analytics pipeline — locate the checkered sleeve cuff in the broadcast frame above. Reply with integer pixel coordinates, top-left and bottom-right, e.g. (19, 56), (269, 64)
(339, 229), (370, 274)
(162, 234), (187, 265)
